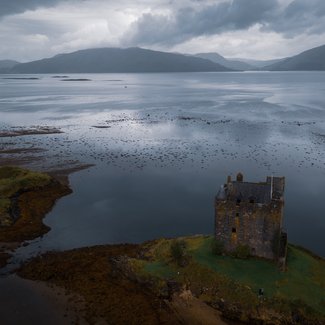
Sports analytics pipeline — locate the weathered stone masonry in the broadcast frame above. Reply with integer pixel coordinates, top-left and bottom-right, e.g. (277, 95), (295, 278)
(215, 173), (287, 266)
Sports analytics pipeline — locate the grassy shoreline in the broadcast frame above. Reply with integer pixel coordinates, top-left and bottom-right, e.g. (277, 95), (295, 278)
(0, 166), (71, 266)
(18, 235), (325, 325)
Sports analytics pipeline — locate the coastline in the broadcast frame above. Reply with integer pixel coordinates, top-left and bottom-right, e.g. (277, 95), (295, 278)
(17, 236), (325, 325)
(0, 167), (72, 261)
(0, 166), (89, 324)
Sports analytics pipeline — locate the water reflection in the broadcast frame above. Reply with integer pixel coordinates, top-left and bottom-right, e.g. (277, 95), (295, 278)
(0, 72), (324, 261)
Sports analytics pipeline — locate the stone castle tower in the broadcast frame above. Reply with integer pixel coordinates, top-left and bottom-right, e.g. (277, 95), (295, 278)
(215, 173), (287, 266)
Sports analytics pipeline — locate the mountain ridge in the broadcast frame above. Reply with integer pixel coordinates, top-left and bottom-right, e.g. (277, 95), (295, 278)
(195, 52), (255, 70)
(265, 44), (325, 71)
(3, 44), (325, 73)
(8, 47), (232, 73)
(0, 60), (20, 72)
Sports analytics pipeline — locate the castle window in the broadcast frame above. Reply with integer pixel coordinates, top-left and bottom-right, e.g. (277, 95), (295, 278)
(236, 198), (241, 205)
(236, 213), (239, 217)
(232, 227), (236, 233)
(249, 199), (255, 204)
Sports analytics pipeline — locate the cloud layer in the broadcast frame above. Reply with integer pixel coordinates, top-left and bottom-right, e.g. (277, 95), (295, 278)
(123, 0), (278, 46)
(0, 0), (324, 61)
(0, 0), (62, 18)
(124, 0), (325, 46)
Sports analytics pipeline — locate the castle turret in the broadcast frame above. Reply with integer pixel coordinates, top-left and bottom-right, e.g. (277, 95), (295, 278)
(236, 172), (243, 182)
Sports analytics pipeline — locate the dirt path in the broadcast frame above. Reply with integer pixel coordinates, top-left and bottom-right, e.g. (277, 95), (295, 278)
(168, 290), (230, 325)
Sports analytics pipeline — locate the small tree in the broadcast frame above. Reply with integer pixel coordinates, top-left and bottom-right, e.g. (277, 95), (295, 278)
(170, 239), (187, 266)
(211, 239), (224, 255)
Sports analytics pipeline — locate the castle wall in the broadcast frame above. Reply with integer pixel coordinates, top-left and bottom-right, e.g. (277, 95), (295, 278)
(215, 199), (283, 259)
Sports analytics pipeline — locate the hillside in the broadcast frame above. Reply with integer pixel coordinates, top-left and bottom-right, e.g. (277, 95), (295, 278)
(195, 52), (254, 70)
(0, 60), (19, 69)
(265, 44), (325, 71)
(0, 60), (19, 72)
(9, 47), (231, 73)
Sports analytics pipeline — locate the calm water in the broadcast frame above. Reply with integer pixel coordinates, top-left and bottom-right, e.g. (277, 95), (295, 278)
(0, 72), (324, 260)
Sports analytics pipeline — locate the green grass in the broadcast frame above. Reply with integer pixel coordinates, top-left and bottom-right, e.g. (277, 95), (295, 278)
(136, 235), (325, 315)
(0, 166), (51, 197)
(193, 237), (325, 312)
(189, 236), (283, 293)
(144, 261), (176, 278)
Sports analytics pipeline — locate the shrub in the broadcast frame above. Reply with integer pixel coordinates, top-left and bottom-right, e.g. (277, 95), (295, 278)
(211, 239), (224, 255)
(170, 240), (188, 266)
(232, 244), (250, 259)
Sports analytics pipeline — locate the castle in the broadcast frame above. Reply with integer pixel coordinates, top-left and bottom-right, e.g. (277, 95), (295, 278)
(215, 173), (287, 267)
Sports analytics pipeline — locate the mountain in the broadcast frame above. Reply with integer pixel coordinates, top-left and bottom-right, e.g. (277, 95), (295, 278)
(265, 44), (325, 71)
(8, 47), (231, 73)
(0, 60), (19, 72)
(195, 53), (254, 71)
(230, 58), (284, 68)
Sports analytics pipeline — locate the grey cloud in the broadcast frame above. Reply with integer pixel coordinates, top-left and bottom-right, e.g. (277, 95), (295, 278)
(123, 0), (278, 46)
(266, 0), (325, 37)
(0, 0), (64, 18)
(123, 0), (325, 46)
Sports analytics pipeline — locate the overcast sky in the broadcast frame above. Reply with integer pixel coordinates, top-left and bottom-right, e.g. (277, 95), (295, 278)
(0, 0), (324, 62)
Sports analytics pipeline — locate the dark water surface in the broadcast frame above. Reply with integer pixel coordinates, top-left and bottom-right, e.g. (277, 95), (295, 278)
(0, 72), (324, 260)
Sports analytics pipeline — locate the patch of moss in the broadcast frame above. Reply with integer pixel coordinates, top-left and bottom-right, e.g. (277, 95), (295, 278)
(0, 166), (71, 242)
(143, 261), (176, 278)
(0, 166), (51, 196)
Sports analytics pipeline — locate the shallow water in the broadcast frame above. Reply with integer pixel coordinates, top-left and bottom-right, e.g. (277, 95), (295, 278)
(0, 72), (324, 260)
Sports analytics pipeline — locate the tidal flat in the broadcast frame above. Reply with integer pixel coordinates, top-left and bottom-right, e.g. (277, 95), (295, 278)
(0, 71), (325, 261)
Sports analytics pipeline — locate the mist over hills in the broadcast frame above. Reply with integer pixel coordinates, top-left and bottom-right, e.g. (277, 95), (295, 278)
(230, 58), (285, 68)
(0, 60), (20, 72)
(195, 44), (325, 71)
(195, 53), (254, 71)
(8, 47), (231, 73)
(265, 44), (325, 71)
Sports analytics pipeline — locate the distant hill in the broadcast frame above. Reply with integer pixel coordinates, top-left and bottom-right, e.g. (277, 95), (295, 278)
(8, 48), (231, 73)
(265, 44), (325, 71)
(195, 53), (254, 71)
(0, 60), (19, 72)
(230, 58), (285, 68)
